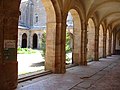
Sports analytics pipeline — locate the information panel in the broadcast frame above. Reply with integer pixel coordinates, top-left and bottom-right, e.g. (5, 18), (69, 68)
(4, 40), (16, 61)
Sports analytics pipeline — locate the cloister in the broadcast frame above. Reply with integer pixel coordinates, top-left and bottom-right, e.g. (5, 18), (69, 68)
(0, 0), (120, 89)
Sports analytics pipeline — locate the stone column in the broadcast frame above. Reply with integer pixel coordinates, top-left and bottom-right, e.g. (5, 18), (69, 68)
(38, 33), (41, 49)
(28, 30), (31, 48)
(80, 22), (87, 65)
(94, 26), (99, 61)
(45, 22), (56, 72)
(108, 28), (112, 56)
(113, 31), (117, 54)
(30, 32), (33, 48)
(20, 33), (22, 48)
(0, 12), (4, 64)
(0, 9), (4, 88)
(73, 28), (81, 65)
(56, 21), (66, 73)
(45, 22), (65, 73)
(0, 10), (19, 89)
(73, 24), (81, 65)
(103, 29), (107, 58)
(0, 0), (20, 89)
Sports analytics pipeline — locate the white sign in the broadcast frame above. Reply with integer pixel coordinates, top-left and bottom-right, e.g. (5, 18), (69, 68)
(4, 40), (16, 48)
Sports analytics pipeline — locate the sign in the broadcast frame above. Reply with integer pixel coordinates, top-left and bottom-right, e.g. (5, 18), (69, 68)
(4, 40), (16, 49)
(4, 40), (16, 61)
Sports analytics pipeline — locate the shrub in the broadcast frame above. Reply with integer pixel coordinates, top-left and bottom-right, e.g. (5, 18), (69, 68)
(17, 48), (36, 54)
(40, 32), (46, 58)
(40, 31), (72, 62)
(66, 31), (72, 53)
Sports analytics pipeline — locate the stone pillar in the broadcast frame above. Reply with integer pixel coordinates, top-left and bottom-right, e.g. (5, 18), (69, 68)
(45, 22), (65, 73)
(28, 30), (31, 48)
(20, 33), (22, 48)
(0, 10), (19, 90)
(94, 26), (99, 61)
(113, 31), (117, 54)
(45, 22), (56, 72)
(0, 10), (4, 64)
(73, 24), (81, 65)
(108, 28), (112, 56)
(103, 29), (107, 58)
(38, 33), (41, 49)
(0, 8), (4, 88)
(72, 20), (81, 65)
(57, 21), (66, 73)
(30, 32), (33, 48)
(0, 0), (20, 89)
(80, 22), (87, 65)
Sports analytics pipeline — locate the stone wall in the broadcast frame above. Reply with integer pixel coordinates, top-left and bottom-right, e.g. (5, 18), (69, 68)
(18, 28), (45, 49)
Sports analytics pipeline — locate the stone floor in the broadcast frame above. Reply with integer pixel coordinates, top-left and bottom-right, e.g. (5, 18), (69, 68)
(16, 55), (120, 90)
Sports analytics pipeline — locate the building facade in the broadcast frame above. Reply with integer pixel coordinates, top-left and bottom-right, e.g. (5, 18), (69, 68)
(18, 0), (46, 49)
(18, 0), (73, 49)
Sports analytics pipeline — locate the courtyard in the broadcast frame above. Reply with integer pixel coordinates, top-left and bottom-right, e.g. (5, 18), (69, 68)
(17, 49), (72, 76)
(17, 50), (45, 75)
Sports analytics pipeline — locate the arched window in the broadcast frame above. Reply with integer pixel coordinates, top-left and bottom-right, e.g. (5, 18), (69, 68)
(35, 14), (38, 23)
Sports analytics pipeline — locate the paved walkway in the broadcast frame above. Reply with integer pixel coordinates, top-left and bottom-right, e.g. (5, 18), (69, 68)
(17, 55), (120, 90)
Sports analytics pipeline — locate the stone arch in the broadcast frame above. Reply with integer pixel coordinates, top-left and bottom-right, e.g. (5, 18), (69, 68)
(22, 33), (27, 48)
(87, 18), (95, 61)
(66, 9), (81, 65)
(33, 33), (38, 49)
(41, 0), (61, 23)
(99, 24), (104, 58)
(41, 0), (62, 73)
(87, 1), (120, 19)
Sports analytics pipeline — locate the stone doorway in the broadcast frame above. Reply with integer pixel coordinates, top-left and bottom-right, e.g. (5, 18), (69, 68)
(33, 33), (38, 49)
(22, 33), (27, 48)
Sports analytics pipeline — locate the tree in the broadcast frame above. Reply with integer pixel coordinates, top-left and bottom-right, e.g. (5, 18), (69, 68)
(66, 31), (72, 53)
(41, 32), (46, 58)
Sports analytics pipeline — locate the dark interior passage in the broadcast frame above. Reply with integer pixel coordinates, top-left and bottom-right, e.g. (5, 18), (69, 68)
(22, 33), (27, 48)
(33, 34), (38, 49)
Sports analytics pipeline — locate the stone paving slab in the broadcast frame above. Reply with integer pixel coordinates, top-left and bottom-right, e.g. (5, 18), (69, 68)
(17, 55), (120, 90)
(88, 64), (120, 90)
(17, 74), (83, 90)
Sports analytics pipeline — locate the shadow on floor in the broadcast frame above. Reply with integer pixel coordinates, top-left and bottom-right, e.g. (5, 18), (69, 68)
(30, 61), (45, 67)
(115, 50), (120, 55)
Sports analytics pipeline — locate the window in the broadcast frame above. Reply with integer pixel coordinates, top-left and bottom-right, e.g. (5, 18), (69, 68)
(36, 16), (38, 22)
(35, 14), (38, 23)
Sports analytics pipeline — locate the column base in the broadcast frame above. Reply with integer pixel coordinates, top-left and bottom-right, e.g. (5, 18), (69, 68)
(0, 61), (18, 90)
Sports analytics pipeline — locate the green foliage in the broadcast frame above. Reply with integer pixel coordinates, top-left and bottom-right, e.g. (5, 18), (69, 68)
(40, 31), (72, 63)
(17, 48), (36, 54)
(66, 31), (72, 53)
(87, 54), (94, 62)
(40, 32), (46, 58)
(66, 54), (71, 64)
(66, 31), (72, 63)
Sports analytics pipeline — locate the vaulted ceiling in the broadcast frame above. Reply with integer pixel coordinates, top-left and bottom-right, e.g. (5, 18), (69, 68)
(78, 0), (120, 30)
(41, 0), (120, 31)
